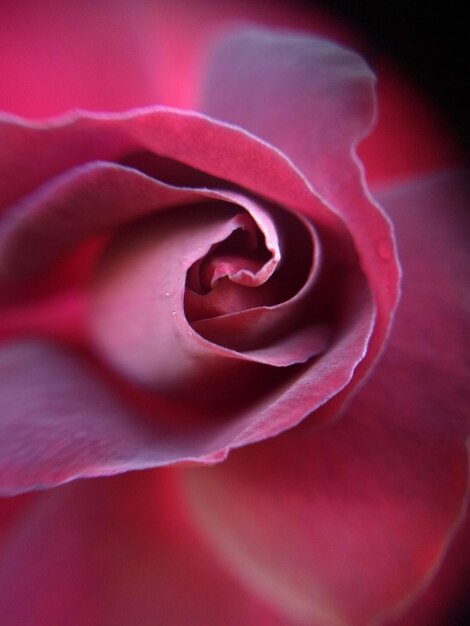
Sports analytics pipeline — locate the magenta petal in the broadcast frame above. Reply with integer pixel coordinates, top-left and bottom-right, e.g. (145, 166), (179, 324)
(388, 507), (470, 626)
(0, 0), (161, 118)
(182, 172), (470, 625)
(0, 471), (290, 626)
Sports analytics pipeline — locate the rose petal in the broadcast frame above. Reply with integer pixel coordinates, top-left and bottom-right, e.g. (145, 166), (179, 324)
(89, 188), (329, 389)
(0, 339), (232, 495)
(2, 172), (462, 495)
(0, 107), (345, 232)
(0, 163), (204, 282)
(182, 171), (470, 626)
(201, 28), (400, 404)
(89, 199), (311, 389)
(0, 289), (86, 344)
(0, 0), (161, 118)
(0, 106), (379, 447)
(0, 471), (291, 626)
(188, 204), (322, 348)
(387, 505), (470, 626)
(0, 329), (355, 494)
(0, 161), (283, 285)
(184, 424), (468, 626)
(0, 108), (351, 303)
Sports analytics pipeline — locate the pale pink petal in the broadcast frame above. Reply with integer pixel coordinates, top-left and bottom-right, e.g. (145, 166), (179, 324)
(89, 188), (330, 385)
(0, 471), (291, 626)
(182, 172), (470, 626)
(0, 107), (382, 454)
(201, 29), (400, 402)
(0, 340), (233, 495)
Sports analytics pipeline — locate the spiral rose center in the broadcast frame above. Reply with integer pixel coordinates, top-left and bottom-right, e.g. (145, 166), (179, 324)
(88, 193), (325, 396)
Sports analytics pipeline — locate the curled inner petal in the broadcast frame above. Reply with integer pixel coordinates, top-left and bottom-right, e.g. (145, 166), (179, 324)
(89, 190), (329, 398)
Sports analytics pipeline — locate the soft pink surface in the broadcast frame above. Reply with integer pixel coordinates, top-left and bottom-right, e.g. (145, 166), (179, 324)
(0, 30), (400, 492)
(0, 173), (467, 625)
(0, 1), (468, 624)
(184, 172), (470, 626)
(0, 471), (293, 626)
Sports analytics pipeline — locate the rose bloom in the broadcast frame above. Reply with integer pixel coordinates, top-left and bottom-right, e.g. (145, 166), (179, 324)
(0, 1), (468, 625)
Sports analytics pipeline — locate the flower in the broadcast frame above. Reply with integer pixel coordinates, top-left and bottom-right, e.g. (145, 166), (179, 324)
(0, 1), (468, 625)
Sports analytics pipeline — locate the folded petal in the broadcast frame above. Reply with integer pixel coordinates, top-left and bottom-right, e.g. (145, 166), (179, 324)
(0, 470), (294, 626)
(0, 340), (231, 495)
(1, 324), (366, 493)
(182, 172), (470, 626)
(0, 107), (342, 220)
(0, 163), (204, 282)
(201, 28), (400, 404)
(89, 193), (324, 388)
(0, 106), (385, 469)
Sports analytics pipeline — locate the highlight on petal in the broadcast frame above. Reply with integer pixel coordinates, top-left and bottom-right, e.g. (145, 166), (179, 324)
(182, 171), (470, 626)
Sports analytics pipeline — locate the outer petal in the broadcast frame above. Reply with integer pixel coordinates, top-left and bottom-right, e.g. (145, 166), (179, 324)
(0, 340), (232, 496)
(182, 172), (470, 626)
(2, 0), (454, 183)
(0, 0), (162, 118)
(0, 107), (346, 219)
(0, 0), (359, 115)
(201, 28), (400, 405)
(387, 509), (470, 625)
(0, 471), (292, 626)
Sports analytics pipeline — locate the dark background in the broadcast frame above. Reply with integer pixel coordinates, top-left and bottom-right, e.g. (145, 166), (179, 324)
(315, 0), (469, 154)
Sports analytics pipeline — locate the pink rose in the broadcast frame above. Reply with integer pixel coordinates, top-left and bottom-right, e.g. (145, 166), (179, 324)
(0, 1), (468, 625)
